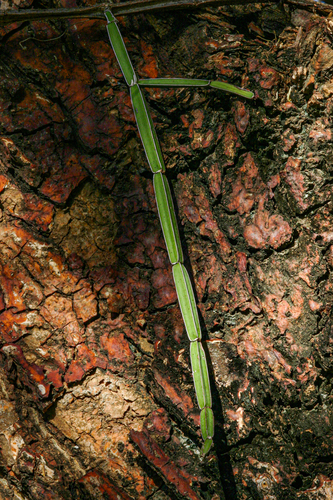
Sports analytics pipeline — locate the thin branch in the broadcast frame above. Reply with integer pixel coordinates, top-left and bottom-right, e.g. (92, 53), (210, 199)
(0, 0), (331, 26)
(287, 0), (333, 7)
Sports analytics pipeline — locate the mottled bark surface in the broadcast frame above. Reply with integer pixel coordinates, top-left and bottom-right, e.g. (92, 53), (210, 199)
(0, 0), (333, 499)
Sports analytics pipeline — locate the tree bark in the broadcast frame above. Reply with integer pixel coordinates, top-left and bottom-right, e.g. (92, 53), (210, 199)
(0, 1), (333, 499)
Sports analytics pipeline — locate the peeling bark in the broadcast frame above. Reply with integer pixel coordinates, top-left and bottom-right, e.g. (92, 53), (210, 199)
(0, 1), (333, 499)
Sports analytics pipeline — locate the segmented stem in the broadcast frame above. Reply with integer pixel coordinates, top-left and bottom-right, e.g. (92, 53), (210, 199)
(105, 9), (253, 455)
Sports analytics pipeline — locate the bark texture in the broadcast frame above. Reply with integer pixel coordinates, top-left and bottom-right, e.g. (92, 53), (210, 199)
(0, 0), (333, 499)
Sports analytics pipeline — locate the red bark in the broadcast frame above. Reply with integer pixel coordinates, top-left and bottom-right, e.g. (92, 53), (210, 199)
(0, 0), (333, 499)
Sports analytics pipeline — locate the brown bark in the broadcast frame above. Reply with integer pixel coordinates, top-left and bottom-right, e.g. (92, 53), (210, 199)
(0, 0), (333, 499)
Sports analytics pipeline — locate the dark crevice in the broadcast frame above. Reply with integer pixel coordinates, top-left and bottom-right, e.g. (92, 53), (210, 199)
(4, 122), (57, 138)
(133, 454), (183, 500)
(295, 200), (331, 219)
(227, 430), (264, 451)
